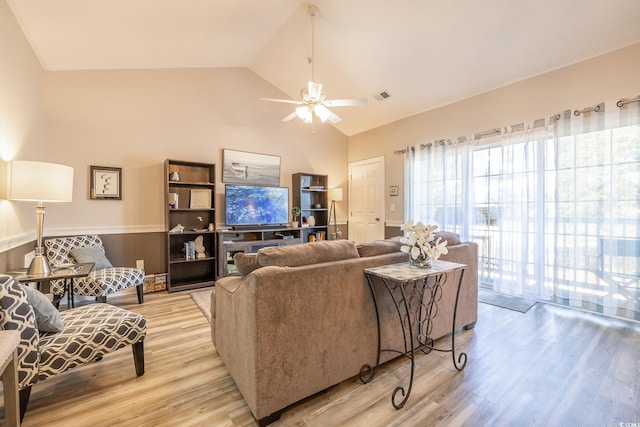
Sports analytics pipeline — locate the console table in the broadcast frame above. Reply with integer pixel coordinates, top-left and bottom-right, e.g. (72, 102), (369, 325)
(360, 260), (468, 409)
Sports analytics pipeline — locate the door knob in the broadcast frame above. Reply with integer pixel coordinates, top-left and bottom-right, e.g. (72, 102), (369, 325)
(375, 217), (380, 221)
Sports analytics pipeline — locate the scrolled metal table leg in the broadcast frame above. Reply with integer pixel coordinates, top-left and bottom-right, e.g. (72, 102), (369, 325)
(392, 282), (414, 410)
(451, 269), (467, 371)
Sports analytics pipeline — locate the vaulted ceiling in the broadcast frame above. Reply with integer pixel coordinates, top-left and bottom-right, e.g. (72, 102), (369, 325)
(8, 0), (640, 135)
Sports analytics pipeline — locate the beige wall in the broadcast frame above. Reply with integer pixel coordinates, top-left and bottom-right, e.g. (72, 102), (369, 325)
(1, 7), (349, 271)
(348, 42), (640, 225)
(0, 1), (46, 253)
(42, 68), (349, 234)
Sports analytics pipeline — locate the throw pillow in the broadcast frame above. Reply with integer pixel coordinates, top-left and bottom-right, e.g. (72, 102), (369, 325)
(22, 285), (64, 333)
(70, 246), (113, 270)
(234, 253), (261, 277)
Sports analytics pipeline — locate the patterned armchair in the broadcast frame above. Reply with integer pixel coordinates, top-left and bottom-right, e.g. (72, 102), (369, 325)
(0, 275), (146, 421)
(44, 235), (145, 306)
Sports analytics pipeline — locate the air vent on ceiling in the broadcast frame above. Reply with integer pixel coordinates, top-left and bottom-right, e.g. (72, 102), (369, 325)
(373, 90), (391, 101)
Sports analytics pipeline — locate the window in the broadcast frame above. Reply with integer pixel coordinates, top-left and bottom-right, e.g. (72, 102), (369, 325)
(406, 102), (640, 320)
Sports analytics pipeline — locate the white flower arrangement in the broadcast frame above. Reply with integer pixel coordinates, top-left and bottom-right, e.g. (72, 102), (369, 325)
(400, 220), (449, 266)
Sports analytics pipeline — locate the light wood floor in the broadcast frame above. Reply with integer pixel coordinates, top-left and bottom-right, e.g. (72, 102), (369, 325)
(2, 288), (639, 426)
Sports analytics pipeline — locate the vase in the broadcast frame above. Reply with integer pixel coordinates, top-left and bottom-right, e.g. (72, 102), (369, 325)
(409, 253), (432, 269)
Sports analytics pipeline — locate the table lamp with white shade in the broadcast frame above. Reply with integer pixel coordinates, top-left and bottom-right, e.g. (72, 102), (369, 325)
(7, 160), (74, 276)
(328, 187), (343, 240)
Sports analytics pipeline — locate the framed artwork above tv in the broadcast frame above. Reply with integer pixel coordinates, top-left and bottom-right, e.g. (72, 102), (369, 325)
(222, 149), (281, 186)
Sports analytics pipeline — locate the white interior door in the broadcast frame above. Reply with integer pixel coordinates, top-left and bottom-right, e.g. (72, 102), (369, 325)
(348, 156), (385, 243)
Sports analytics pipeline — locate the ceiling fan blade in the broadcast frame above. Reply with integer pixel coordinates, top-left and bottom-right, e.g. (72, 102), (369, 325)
(319, 105), (342, 124)
(324, 98), (368, 107)
(326, 110), (342, 124)
(281, 111), (298, 122)
(260, 98), (303, 105)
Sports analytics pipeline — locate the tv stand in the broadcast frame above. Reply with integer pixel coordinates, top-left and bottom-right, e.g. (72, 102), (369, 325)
(231, 224), (287, 231)
(217, 227), (302, 278)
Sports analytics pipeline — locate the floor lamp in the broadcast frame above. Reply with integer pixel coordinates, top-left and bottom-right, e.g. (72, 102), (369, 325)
(328, 187), (343, 240)
(7, 160), (74, 277)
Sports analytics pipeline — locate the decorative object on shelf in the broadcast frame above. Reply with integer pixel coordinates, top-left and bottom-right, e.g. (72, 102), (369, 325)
(328, 187), (343, 240)
(208, 223), (215, 232)
(222, 149), (280, 186)
(400, 220), (449, 269)
(168, 193), (178, 209)
(170, 224), (185, 233)
(5, 160), (74, 276)
(169, 171), (180, 181)
(184, 241), (196, 260)
(90, 165), (122, 200)
(314, 203), (322, 208)
(291, 206), (301, 228)
(190, 189), (212, 209)
(309, 234), (316, 242)
(195, 236), (206, 259)
(307, 215), (316, 227)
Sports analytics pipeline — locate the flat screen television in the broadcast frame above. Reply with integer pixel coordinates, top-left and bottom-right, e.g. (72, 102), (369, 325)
(225, 184), (289, 228)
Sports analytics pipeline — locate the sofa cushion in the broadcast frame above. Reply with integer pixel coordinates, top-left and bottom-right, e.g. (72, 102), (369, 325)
(433, 231), (461, 246)
(257, 240), (359, 267)
(357, 237), (403, 257)
(234, 253), (261, 277)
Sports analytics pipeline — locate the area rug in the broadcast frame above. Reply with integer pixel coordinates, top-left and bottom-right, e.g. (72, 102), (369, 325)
(190, 289), (212, 323)
(478, 289), (537, 313)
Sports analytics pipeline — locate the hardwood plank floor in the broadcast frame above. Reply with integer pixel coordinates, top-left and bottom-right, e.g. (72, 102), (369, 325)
(1, 289), (639, 426)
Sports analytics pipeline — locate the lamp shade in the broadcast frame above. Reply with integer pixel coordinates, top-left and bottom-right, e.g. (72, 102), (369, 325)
(7, 160), (73, 202)
(328, 187), (343, 202)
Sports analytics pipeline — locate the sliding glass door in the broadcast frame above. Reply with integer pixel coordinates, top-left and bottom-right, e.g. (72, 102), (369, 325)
(405, 101), (640, 320)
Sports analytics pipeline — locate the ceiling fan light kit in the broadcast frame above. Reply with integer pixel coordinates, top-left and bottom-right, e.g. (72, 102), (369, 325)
(261, 4), (367, 127)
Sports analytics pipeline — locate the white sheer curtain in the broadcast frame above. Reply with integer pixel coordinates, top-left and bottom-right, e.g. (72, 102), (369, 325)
(549, 100), (640, 320)
(405, 98), (639, 319)
(472, 122), (551, 298)
(404, 139), (474, 240)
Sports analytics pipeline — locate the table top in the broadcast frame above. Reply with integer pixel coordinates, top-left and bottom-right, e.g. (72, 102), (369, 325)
(7, 262), (95, 282)
(364, 260), (466, 281)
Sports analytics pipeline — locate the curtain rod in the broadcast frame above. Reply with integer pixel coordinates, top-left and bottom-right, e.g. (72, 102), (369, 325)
(573, 103), (602, 116)
(617, 96), (640, 108)
(393, 96), (634, 155)
(474, 128), (502, 139)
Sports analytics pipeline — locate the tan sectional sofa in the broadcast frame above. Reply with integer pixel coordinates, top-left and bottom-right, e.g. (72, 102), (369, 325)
(211, 234), (478, 425)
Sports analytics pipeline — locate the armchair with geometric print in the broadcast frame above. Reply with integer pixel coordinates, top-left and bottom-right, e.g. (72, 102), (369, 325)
(44, 235), (145, 307)
(0, 275), (146, 421)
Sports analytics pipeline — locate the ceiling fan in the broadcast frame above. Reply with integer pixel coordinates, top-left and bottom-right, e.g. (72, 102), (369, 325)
(260, 4), (367, 125)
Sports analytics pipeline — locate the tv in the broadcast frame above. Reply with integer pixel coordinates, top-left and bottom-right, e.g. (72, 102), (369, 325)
(225, 184), (289, 228)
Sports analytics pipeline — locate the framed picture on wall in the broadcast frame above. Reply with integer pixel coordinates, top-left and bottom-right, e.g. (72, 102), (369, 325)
(90, 165), (122, 200)
(222, 149), (281, 186)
